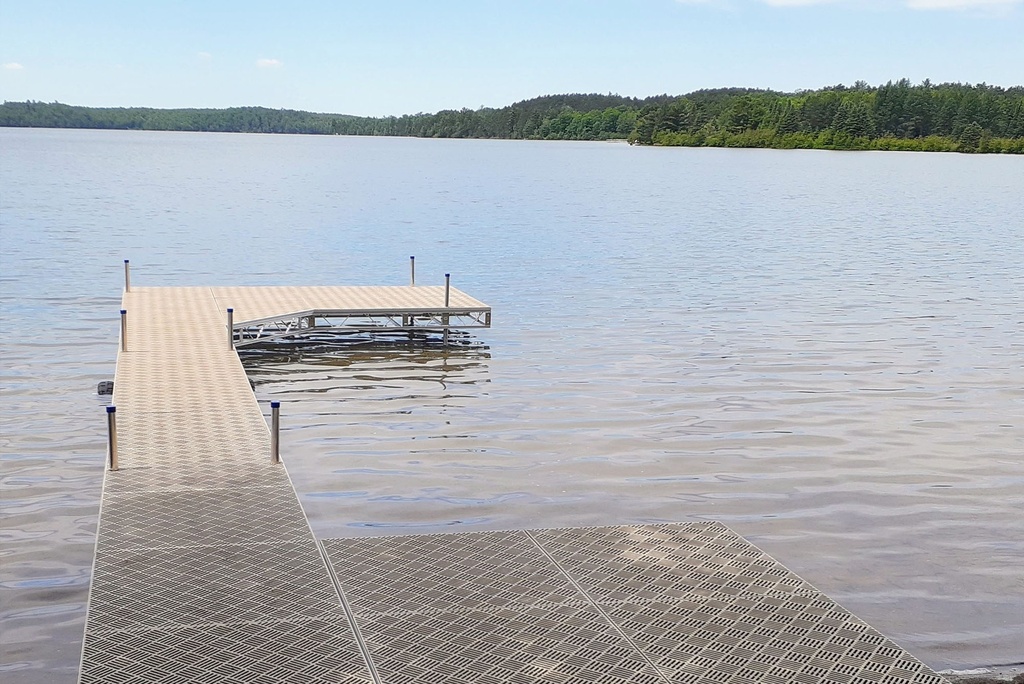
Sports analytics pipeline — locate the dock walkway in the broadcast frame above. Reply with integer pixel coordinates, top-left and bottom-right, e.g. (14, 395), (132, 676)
(81, 284), (947, 684)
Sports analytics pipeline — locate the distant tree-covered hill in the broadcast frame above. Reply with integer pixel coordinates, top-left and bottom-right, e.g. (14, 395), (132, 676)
(631, 80), (1024, 153)
(0, 102), (348, 135)
(3, 81), (1022, 153)
(320, 93), (674, 139)
(0, 93), (669, 140)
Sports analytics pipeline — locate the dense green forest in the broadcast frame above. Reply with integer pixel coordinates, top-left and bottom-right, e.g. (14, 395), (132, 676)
(3, 80), (1022, 153)
(0, 93), (666, 140)
(630, 80), (1024, 153)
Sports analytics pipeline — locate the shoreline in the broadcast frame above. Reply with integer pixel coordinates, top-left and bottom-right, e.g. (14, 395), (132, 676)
(943, 667), (1024, 683)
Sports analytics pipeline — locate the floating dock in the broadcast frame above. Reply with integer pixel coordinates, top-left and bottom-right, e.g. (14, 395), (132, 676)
(81, 274), (948, 683)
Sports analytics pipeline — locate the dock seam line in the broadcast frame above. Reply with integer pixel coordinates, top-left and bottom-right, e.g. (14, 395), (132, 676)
(523, 529), (674, 684)
(317, 541), (383, 684)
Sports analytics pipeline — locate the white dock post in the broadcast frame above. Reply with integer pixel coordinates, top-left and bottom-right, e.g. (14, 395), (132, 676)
(227, 308), (234, 349)
(443, 273), (451, 346)
(271, 401), (280, 464)
(405, 259), (415, 330)
(106, 406), (118, 471)
(124, 259), (131, 293)
(120, 309), (127, 352)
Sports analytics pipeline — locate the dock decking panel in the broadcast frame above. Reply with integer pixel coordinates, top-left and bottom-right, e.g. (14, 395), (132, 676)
(84, 285), (378, 682)
(321, 524), (948, 684)
(209, 285), (490, 325)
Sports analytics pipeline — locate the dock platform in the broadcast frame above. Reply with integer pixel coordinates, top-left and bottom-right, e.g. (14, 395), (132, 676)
(216, 284), (490, 346)
(81, 282), (947, 683)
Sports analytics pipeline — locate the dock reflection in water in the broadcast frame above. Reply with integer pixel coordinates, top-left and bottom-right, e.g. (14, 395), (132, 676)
(240, 331), (510, 537)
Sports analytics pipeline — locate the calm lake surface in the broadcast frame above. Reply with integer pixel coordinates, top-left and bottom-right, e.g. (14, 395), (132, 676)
(1, 128), (1021, 682)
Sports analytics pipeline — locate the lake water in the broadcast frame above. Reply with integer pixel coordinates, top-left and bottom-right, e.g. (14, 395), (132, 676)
(1, 128), (1021, 682)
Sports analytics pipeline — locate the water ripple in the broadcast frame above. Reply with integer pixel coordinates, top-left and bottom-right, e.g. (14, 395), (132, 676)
(3, 130), (1022, 679)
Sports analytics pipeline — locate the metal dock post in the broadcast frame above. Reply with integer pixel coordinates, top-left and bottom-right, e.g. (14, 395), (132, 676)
(271, 401), (280, 464)
(106, 406), (118, 471)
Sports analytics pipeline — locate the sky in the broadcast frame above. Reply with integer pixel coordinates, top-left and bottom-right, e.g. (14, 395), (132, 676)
(1, 0), (1022, 116)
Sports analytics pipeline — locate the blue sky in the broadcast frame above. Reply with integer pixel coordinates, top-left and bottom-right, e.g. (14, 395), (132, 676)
(2, 0), (1021, 116)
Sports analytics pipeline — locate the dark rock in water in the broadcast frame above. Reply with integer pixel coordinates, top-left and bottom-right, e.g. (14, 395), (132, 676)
(97, 380), (114, 395)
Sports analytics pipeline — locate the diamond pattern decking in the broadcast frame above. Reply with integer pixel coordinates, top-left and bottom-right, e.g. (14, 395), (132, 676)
(83, 285), (945, 683)
(353, 606), (666, 684)
(81, 619), (373, 684)
(83, 286), (385, 683)
(321, 526), (948, 684)
(210, 285), (488, 324)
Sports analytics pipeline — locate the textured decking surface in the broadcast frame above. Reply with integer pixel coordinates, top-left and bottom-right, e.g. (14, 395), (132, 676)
(83, 286), (372, 683)
(211, 285), (489, 324)
(81, 286), (947, 683)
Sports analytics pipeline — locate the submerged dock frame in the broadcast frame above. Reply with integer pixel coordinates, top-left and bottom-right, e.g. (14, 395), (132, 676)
(230, 301), (491, 346)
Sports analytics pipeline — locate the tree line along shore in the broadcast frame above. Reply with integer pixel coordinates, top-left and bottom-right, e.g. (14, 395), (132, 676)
(3, 80), (1022, 154)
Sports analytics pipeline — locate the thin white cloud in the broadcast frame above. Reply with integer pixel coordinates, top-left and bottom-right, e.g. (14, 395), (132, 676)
(256, 58), (283, 69)
(906, 0), (1021, 8)
(197, 51), (212, 60)
(760, 0), (836, 5)
(3, 62), (25, 70)
(676, 0), (1022, 7)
